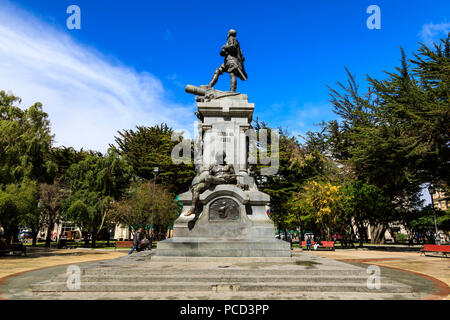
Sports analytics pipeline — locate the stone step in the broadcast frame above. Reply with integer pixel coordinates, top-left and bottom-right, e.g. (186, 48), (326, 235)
(156, 239), (291, 257)
(48, 274), (393, 284)
(157, 240), (290, 250)
(78, 268), (369, 277)
(31, 290), (423, 300)
(32, 281), (413, 293)
(150, 255), (294, 262)
(156, 249), (291, 257)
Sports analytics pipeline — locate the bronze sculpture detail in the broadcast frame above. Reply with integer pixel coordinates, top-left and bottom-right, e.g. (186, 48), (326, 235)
(184, 151), (237, 217)
(207, 29), (247, 92)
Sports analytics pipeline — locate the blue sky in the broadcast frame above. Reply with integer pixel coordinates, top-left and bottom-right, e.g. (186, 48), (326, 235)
(0, 0), (449, 152)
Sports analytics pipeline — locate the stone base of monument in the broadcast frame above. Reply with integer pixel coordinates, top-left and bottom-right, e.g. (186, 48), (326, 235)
(156, 185), (291, 257)
(156, 238), (290, 257)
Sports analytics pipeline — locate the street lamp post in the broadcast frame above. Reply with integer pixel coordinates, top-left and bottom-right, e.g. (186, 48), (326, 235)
(428, 184), (441, 245)
(150, 167), (159, 251)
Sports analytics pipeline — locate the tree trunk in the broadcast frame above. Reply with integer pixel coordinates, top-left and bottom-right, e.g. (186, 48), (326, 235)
(389, 228), (398, 244)
(45, 219), (54, 248)
(349, 228), (356, 248)
(298, 217), (302, 243)
(357, 224), (365, 247)
(31, 230), (38, 246)
(83, 231), (89, 247)
(91, 231), (97, 248)
(356, 223), (367, 248)
(370, 224), (386, 244)
(341, 229), (347, 248)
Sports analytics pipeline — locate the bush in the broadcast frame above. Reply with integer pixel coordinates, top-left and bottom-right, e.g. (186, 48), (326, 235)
(396, 233), (408, 243)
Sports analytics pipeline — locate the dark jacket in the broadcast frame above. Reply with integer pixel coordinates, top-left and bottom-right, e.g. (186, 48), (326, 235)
(133, 231), (143, 246)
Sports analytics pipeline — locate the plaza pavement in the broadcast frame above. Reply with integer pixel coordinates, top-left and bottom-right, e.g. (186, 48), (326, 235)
(306, 248), (450, 300)
(0, 247), (448, 300)
(0, 248), (127, 279)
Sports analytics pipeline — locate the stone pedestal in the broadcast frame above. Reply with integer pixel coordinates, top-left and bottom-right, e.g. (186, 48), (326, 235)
(156, 94), (290, 257)
(157, 185), (290, 257)
(198, 94), (253, 176)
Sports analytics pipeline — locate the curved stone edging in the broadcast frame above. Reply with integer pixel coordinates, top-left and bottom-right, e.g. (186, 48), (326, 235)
(0, 255), (126, 300)
(0, 262), (76, 300)
(338, 258), (450, 300)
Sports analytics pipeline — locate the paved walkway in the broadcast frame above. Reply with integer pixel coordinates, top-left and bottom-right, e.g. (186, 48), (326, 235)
(0, 249), (127, 279)
(306, 249), (450, 299)
(1, 251), (429, 300)
(1, 248), (448, 300)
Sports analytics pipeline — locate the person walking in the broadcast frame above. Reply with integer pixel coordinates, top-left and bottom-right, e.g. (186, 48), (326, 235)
(128, 227), (144, 255)
(287, 233), (293, 249)
(306, 235), (312, 251)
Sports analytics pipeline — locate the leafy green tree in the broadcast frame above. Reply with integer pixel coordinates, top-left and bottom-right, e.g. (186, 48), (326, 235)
(38, 180), (69, 247)
(402, 205), (450, 243)
(408, 33), (450, 186)
(326, 65), (423, 203)
(319, 42), (447, 242)
(313, 34), (450, 244)
(62, 150), (133, 247)
(342, 181), (392, 245)
(252, 121), (332, 235)
(365, 45), (448, 192)
(286, 36), (449, 244)
(113, 124), (196, 195)
(49, 146), (91, 181)
(108, 180), (180, 240)
(0, 91), (55, 242)
(291, 181), (351, 241)
(0, 91), (55, 185)
(19, 181), (43, 247)
(0, 179), (39, 243)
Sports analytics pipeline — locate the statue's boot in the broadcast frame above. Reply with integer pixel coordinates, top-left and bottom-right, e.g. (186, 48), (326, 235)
(230, 74), (237, 92)
(207, 69), (220, 88)
(184, 208), (195, 216)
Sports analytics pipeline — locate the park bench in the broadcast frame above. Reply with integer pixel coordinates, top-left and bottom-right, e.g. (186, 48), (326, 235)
(420, 244), (450, 257)
(0, 242), (26, 256)
(115, 240), (133, 250)
(301, 241), (335, 251)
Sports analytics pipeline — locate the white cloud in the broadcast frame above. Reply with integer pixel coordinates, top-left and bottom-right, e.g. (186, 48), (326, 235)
(419, 21), (450, 46)
(0, 2), (195, 152)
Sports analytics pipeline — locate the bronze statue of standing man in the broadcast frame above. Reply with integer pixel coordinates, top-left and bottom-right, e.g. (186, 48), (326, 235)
(207, 29), (247, 92)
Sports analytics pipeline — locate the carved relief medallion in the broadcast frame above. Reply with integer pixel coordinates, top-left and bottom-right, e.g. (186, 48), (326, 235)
(209, 198), (240, 221)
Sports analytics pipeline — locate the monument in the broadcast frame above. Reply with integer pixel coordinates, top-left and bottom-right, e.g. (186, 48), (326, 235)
(156, 29), (290, 257)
